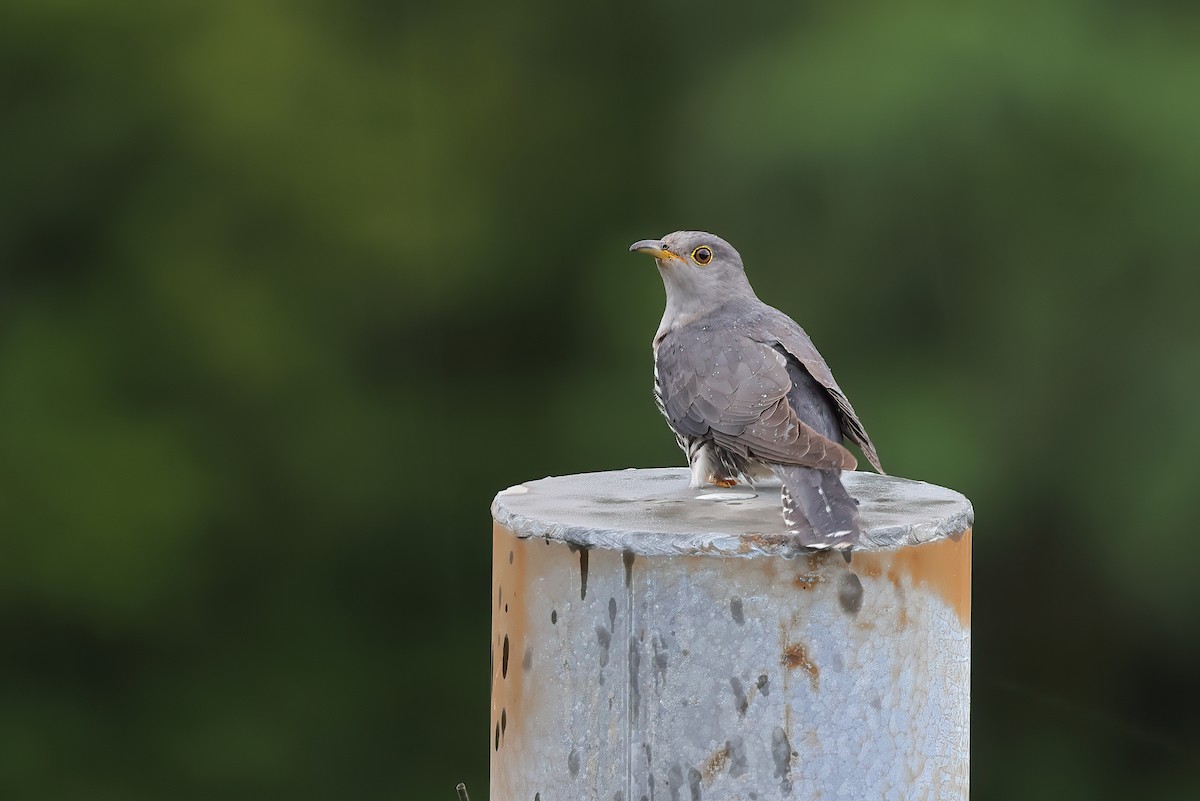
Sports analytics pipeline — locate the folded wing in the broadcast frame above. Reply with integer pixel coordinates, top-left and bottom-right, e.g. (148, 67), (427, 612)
(655, 329), (857, 471)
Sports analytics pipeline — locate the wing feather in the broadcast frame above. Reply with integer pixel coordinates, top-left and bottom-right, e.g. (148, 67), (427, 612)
(655, 326), (857, 471)
(756, 309), (885, 474)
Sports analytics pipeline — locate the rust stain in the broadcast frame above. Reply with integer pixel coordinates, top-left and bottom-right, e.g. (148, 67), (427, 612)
(702, 742), (730, 781)
(492, 523), (592, 783)
(792, 572), (823, 590)
(778, 622), (796, 731)
(491, 522), (530, 759)
(782, 643), (820, 690)
(740, 532), (790, 550)
(855, 527), (972, 628)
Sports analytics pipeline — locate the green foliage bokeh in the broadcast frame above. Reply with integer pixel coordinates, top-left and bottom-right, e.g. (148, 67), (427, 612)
(2, 1), (1198, 799)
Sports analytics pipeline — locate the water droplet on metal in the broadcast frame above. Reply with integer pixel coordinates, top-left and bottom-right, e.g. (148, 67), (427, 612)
(695, 492), (758, 501)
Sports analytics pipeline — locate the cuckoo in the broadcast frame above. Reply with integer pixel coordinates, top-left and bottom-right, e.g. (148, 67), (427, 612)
(630, 231), (884, 550)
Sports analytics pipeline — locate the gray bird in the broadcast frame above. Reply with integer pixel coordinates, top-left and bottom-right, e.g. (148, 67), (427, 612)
(630, 231), (884, 550)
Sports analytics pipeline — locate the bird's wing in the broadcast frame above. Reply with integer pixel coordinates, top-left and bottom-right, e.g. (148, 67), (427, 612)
(656, 328), (857, 471)
(758, 310), (885, 474)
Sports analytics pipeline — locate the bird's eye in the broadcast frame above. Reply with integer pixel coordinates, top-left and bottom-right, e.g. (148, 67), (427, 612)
(692, 246), (713, 265)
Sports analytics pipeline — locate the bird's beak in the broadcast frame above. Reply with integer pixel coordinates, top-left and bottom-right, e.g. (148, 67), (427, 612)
(629, 239), (679, 262)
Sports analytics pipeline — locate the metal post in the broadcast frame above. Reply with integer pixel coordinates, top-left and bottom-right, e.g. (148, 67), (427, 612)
(490, 468), (972, 801)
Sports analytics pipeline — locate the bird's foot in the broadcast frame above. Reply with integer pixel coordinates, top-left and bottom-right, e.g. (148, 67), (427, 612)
(712, 477), (738, 489)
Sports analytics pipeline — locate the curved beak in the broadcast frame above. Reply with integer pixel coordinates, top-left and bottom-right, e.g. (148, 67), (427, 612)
(629, 239), (678, 261)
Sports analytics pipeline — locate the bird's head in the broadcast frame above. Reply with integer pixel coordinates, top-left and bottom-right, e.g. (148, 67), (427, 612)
(629, 230), (754, 316)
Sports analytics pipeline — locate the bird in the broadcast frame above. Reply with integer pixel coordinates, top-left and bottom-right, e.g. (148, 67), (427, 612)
(629, 231), (883, 550)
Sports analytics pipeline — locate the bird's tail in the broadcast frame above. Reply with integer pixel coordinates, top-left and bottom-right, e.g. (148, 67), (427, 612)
(774, 465), (861, 550)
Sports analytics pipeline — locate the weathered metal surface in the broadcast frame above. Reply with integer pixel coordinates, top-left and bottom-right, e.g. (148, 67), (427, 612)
(490, 468), (972, 801)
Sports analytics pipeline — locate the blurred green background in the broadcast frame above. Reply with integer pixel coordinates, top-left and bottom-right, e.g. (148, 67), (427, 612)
(3, 0), (1198, 798)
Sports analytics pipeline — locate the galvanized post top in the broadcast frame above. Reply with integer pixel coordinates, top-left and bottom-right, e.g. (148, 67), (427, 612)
(491, 468), (973, 558)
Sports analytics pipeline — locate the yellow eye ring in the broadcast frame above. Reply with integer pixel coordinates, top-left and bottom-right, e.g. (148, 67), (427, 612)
(692, 246), (713, 265)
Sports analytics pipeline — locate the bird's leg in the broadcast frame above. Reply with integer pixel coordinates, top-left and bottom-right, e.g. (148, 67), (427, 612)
(688, 441), (738, 489)
(712, 457), (774, 489)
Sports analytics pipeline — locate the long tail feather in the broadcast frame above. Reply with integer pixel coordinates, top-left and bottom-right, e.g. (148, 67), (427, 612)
(774, 465), (861, 550)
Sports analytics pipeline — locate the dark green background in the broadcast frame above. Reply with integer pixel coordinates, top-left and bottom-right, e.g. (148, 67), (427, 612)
(3, 1), (1198, 799)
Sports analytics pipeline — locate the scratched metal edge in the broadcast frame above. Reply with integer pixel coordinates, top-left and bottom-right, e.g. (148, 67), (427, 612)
(490, 468), (974, 557)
